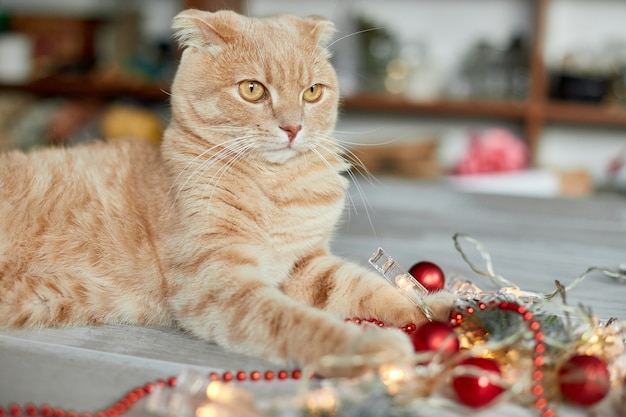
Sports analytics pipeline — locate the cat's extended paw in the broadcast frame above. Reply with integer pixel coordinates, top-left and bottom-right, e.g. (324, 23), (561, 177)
(315, 327), (414, 378)
(422, 290), (457, 322)
(376, 290), (457, 328)
(352, 326), (414, 360)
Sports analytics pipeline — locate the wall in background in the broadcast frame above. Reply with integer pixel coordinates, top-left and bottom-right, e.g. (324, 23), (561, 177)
(545, 0), (626, 68)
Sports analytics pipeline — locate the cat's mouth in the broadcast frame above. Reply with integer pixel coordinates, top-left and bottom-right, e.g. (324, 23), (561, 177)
(261, 141), (304, 164)
(262, 148), (298, 164)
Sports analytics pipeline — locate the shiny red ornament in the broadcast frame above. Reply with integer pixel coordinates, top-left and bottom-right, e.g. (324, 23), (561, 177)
(410, 321), (459, 359)
(558, 354), (611, 406)
(408, 261), (445, 292)
(453, 357), (505, 408)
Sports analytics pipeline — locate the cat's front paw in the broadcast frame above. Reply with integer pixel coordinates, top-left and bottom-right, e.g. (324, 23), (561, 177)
(374, 290), (457, 328)
(352, 327), (414, 360)
(422, 290), (457, 321)
(315, 327), (414, 377)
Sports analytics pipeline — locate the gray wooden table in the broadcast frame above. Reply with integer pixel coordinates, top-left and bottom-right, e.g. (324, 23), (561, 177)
(1, 178), (625, 416)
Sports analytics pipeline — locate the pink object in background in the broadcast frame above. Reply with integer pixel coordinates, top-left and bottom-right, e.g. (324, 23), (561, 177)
(455, 128), (528, 175)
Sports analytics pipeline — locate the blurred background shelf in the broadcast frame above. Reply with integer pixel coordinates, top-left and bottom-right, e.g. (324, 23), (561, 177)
(545, 101), (626, 127)
(0, 75), (169, 101)
(343, 93), (626, 128)
(342, 93), (529, 120)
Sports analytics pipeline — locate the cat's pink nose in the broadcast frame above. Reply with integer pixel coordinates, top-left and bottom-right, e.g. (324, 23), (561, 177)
(280, 124), (302, 142)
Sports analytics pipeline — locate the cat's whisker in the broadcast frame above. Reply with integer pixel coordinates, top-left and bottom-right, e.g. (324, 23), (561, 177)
(309, 147), (357, 216)
(250, 29), (267, 69)
(312, 140), (379, 240)
(307, 143), (359, 218)
(168, 136), (250, 206)
(314, 134), (378, 184)
(325, 27), (383, 51)
(165, 140), (253, 225)
(312, 27), (383, 66)
(341, 148), (379, 185)
(311, 140), (357, 187)
(186, 146), (244, 209)
(334, 126), (384, 135)
(167, 143), (225, 197)
(342, 154), (377, 185)
(188, 141), (250, 198)
(333, 136), (401, 147)
(193, 125), (254, 132)
(201, 142), (254, 211)
(311, 140), (358, 211)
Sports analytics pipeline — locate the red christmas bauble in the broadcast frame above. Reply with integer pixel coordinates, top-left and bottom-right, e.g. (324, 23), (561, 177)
(453, 357), (505, 408)
(558, 354), (611, 406)
(410, 321), (459, 359)
(408, 261), (445, 292)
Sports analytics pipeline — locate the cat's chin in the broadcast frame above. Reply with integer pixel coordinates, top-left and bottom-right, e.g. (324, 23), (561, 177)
(260, 148), (300, 164)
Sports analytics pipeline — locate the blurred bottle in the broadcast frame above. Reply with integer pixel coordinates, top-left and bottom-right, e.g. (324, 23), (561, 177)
(0, 33), (32, 84)
(460, 40), (507, 99)
(503, 34), (530, 100)
(357, 15), (398, 92)
(458, 34), (529, 100)
(605, 41), (626, 107)
(402, 40), (442, 100)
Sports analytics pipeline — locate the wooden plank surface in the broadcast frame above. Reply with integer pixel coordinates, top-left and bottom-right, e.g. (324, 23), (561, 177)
(1, 178), (625, 416)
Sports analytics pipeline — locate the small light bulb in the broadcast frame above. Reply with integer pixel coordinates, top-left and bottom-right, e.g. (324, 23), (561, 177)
(206, 381), (254, 406)
(378, 363), (414, 395)
(206, 381), (226, 401)
(395, 274), (413, 290)
(379, 364), (406, 384)
(196, 404), (220, 417)
(306, 387), (337, 413)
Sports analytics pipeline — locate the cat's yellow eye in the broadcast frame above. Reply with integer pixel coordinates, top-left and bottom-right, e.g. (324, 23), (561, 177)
(303, 84), (323, 102)
(238, 80), (266, 102)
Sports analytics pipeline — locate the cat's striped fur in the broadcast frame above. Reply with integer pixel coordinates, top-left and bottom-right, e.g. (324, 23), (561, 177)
(0, 10), (454, 368)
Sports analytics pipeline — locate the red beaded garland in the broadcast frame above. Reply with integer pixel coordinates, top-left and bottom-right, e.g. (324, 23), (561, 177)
(24, 405), (37, 417)
(401, 323), (417, 333)
(1, 315), (457, 417)
(9, 405), (21, 417)
(2, 367), (301, 417)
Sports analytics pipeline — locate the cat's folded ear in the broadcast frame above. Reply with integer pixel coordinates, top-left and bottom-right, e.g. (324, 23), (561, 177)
(304, 15), (337, 50)
(172, 9), (242, 51)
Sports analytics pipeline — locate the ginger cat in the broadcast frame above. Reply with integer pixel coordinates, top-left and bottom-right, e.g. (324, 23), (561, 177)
(0, 10), (454, 368)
